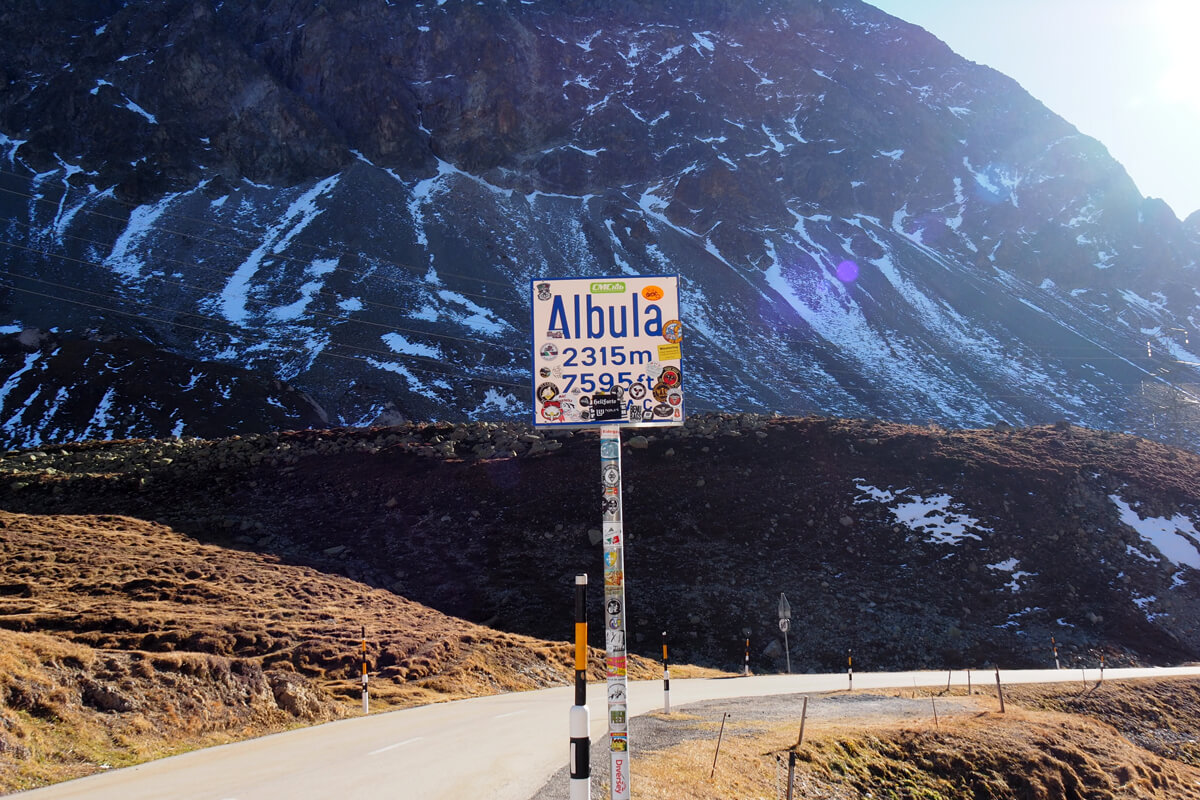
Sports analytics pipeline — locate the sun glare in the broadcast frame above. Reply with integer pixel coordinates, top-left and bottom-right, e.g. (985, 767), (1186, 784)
(1151, 0), (1200, 114)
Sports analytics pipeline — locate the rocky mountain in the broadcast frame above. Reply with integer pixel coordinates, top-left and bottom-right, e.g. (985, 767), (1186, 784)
(2, 0), (1200, 449)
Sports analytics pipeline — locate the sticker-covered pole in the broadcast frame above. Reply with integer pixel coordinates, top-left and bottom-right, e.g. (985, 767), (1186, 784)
(570, 574), (590, 800)
(600, 426), (630, 800)
(360, 625), (369, 714)
(662, 631), (670, 714)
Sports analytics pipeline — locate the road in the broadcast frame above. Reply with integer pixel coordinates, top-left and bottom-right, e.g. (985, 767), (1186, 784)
(15, 666), (1200, 799)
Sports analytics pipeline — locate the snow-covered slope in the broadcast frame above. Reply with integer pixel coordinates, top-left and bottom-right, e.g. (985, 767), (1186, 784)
(1, 0), (1198, 447)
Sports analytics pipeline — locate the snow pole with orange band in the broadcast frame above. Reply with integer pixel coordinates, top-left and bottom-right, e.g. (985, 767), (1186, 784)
(570, 574), (590, 800)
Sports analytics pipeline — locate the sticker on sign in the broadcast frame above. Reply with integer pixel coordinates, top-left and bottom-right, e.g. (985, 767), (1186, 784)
(530, 276), (684, 427)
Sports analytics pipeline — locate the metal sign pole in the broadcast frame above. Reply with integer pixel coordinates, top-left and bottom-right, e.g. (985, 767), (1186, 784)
(601, 425), (630, 800)
(778, 593), (792, 675)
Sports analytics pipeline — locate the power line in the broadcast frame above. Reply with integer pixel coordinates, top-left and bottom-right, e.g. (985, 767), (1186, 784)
(0, 172), (528, 307)
(0, 244), (1184, 399)
(0, 227), (525, 354)
(0, 274), (528, 392)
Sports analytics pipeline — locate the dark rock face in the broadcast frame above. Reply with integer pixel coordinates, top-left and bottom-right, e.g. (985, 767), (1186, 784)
(1, 0), (1199, 448)
(0, 332), (328, 445)
(2, 416), (1198, 670)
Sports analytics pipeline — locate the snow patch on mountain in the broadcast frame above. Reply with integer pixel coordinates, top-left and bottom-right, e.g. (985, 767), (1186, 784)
(1110, 494), (1200, 571)
(854, 480), (989, 546)
(218, 175), (340, 324)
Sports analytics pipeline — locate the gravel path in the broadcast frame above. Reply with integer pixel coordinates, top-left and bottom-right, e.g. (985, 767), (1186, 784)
(530, 689), (987, 798)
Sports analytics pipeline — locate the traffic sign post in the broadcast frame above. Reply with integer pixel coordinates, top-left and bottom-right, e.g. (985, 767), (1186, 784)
(778, 593), (792, 674)
(532, 275), (685, 800)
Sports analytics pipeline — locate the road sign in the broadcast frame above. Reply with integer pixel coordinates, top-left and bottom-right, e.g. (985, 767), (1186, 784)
(530, 276), (684, 427)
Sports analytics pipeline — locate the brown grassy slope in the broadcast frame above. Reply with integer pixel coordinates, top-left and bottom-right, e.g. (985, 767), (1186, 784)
(628, 679), (1200, 800)
(0, 510), (691, 792)
(1006, 678), (1200, 768)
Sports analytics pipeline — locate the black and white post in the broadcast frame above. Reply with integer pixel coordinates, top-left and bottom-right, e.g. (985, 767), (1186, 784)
(1052, 636), (1060, 670)
(661, 631), (670, 714)
(847, 648), (854, 692)
(570, 574), (590, 800)
(360, 625), (369, 714)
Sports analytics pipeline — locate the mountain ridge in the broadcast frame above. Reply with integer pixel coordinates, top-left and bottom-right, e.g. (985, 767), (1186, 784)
(1, 0), (1199, 448)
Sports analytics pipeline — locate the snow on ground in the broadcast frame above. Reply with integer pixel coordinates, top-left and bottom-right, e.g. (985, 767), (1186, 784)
(986, 557), (1036, 592)
(854, 480), (988, 546)
(1110, 494), (1200, 570)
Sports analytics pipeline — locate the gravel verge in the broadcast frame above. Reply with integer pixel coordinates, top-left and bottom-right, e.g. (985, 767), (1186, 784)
(530, 690), (986, 798)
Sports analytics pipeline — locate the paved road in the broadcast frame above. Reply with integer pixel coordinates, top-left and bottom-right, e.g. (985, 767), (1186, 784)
(16, 666), (1200, 799)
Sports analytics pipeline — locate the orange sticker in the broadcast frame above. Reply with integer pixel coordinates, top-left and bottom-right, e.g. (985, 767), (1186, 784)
(641, 285), (664, 301)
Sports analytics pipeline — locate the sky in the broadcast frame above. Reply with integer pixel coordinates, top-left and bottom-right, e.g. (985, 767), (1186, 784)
(867, 0), (1200, 220)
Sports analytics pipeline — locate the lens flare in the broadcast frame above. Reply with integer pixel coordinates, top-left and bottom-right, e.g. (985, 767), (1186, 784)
(836, 260), (859, 282)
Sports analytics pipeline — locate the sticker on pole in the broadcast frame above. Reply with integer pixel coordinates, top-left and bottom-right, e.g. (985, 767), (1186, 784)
(530, 275), (684, 428)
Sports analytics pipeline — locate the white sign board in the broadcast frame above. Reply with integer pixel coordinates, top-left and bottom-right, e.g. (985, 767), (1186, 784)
(530, 275), (684, 427)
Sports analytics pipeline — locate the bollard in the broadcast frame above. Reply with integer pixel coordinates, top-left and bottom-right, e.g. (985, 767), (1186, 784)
(360, 626), (369, 715)
(662, 631), (670, 714)
(570, 575), (590, 800)
(743, 636), (750, 676)
(847, 649), (853, 692)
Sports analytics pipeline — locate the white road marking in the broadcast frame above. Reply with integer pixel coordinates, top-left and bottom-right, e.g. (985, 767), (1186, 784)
(368, 737), (424, 756)
(492, 710), (527, 720)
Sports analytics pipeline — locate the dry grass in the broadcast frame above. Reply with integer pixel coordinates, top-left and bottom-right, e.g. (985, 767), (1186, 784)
(0, 510), (717, 792)
(626, 680), (1200, 800)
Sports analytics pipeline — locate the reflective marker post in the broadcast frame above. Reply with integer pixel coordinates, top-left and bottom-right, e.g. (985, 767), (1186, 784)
(570, 575), (590, 800)
(601, 426), (630, 800)
(360, 626), (369, 714)
(661, 631), (670, 714)
(743, 627), (751, 676)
